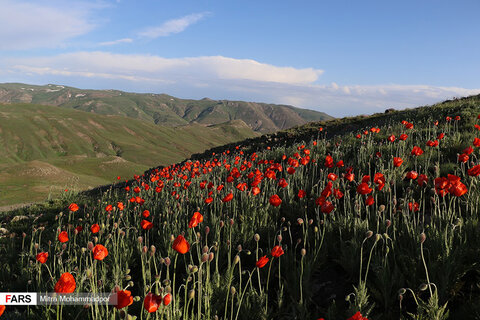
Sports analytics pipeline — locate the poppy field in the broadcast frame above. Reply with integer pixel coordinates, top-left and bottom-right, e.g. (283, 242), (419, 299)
(2, 96), (480, 319)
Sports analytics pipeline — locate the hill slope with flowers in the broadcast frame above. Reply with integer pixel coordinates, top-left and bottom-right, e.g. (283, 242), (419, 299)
(2, 94), (480, 319)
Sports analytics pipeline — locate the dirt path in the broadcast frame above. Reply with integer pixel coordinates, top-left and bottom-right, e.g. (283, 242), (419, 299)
(0, 202), (35, 213)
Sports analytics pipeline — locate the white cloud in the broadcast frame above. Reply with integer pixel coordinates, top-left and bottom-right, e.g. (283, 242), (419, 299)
(138, 12), (210, 38)
(99, 38), (133, 46)
(6, 52), (323, 85)
(2, 51), (479, 117)
(0, 0), (95, 50)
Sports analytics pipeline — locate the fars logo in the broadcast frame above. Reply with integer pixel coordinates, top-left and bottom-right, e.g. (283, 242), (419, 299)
(0, 293), (37, 305)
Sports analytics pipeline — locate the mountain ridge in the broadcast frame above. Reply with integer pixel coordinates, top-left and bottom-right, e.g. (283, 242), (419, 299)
(0, 82), (334, 133)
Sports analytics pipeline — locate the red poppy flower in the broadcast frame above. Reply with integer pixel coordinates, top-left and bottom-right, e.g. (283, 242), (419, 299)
(271, 246), (284, 258)
(409, 202), (420, 212)
(36, 252), (48, 264)
(278, 178), (288, 188)
(344, 172), (355, 182)
(93, 244), (108, 261)
(333, 188), (344, 199)
(287, 167), (296, 174)
(411, 146), (423, 156)
(348, 311), (369, 320)
(58, 231), (69, 243)
(474, 138), (480, 147)
(327, 173), (338, 181)
(0, 305), (4, 317)
(54, 272), (76, 293)
(365, 196), (374, 206)
(356, 134), (361, 139)
(256, 255), (269, 268)
(188, 212), (204, 228)
(321, 201), (335, 213)
(417, 174), (428, 186)
(105, 205), (113, 212)
(426, 140), (439, 147)
(393, 157), (403, 167)
(449, 178), (468, 197)
(222, 193), (234, 202)
(336, 160), (344, 167)
(437, 132), (445, 139)
(399, 134), (408, 141)
(134, 186), (141, 193)
(406, 171), (418, 180)
(434, 177), (450, 197)
(324, 155), (334, 168)
(387, 135), (395, 142)
(142, 210), (150, 218)
(172, 235), (190, 254)
(162, 293), (172, 306)
(144, 293), (162, 313)
(455, 116), (461, 121)
(361, 175), (370, 183)
(298, 189), (306, 198)
(458, 153), (469, 163)
(446, 116), (452, 121)
(468, 165), (480, 177)
(205, 197), (213, 204)
(463, 146), (474, 155)
(112, 290), (133, 309)
(141, 220), (153, 230)
(68, 203), (79, 212)
(269, 194), (282, 207)
(90, 224), (100, 234)
(357, 183), (372, 195)
(251, 187), (260, 195)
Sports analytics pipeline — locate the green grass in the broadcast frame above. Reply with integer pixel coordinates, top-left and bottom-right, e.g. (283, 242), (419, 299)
(0, 103), (258, 206)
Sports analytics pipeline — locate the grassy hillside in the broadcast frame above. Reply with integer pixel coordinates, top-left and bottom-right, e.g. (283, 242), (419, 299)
(0, 103), (258, 206)
(2, 95), (480, 319)
(0, 83), (333, 133)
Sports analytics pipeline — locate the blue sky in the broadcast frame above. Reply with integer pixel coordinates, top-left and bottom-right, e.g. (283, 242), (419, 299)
(1, 0), (479, 117)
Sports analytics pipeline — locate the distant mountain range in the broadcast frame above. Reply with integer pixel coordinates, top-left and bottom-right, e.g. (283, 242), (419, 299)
(0, 83), (333, 133)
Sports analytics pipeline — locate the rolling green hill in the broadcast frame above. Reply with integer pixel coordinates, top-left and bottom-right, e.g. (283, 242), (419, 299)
(0, 83), (333, 133)
(0, 103), (259, 206)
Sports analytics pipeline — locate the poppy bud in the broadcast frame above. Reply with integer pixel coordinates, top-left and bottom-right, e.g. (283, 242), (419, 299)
(308, 219), (313, 225)
(418, 283), (429, 291)
(314, 226), (319, 233)
(237, 245), (242, 252)
(164, 257), (171, 266)
(301, 248), (306, 256)
(142, 246), (148, 254)
(297, 218), (304, 225)
(201, 253), (209, 263)
(219, 220), (224, 228)
(378, 205), (385, 213)
(277, 235), (283, 243)
(375, 234), (381, 242)
(233, 255), (240, 265)
(125, 275), (131, 281)
(209, 252), (214, 261)
(150, 245), (156, 254)
(205, 226), (210, 235)
(420, 232), (426, 244)
(87, 242), (94, 251)
(230, 286), (236, 295)
(34, 243), (39, 250)
(398, 288), (406, 295)
(254, 234), (260, 242)
(128, 281), (134, 287)
(365, 230), (373, 239)
(188, 290), (195, 300)
(386, 220), (391, 228)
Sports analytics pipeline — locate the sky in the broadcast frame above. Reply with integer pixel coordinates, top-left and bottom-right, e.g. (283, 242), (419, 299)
(1, 0), (480, 117)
